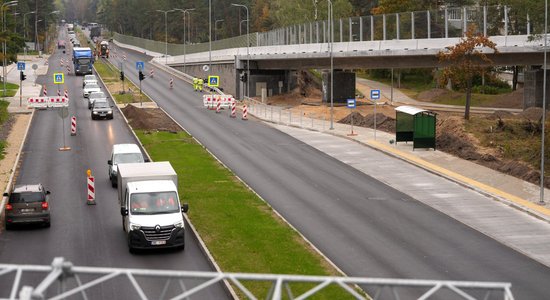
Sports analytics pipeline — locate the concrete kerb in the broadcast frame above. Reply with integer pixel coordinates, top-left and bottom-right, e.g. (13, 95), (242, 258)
(93, 61), (239, 300)
(0, 110), (36, 228)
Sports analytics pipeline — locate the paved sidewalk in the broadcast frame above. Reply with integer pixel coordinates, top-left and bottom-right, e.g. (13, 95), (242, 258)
(4, 55), (49, 114)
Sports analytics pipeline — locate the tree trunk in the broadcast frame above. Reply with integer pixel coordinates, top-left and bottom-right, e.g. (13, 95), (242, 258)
(465, 77), (472, 120)
(512, 65), (519, 91)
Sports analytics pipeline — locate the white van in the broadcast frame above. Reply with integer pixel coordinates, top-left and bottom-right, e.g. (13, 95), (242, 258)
(108, 144), (146, 187)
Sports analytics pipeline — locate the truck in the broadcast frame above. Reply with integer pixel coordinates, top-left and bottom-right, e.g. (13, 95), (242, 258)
(96, 40), (109, 58)
(67, 23), (74, 31)
(72, 47), (94, 75)
(118, 162), (188, 253)
(90, 26), (101, 40)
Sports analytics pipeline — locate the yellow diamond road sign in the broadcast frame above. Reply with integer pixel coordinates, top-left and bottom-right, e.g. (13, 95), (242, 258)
(53, 73), (64, 84)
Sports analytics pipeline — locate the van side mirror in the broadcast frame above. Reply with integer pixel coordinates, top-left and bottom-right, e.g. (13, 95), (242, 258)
(46, 191), (51, 195)
(181, 203), (189, 213)
(107, 159), (112, 165)
(120, 208), (128, 216)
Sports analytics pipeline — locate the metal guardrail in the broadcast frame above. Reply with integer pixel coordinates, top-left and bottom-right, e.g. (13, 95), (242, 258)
(113, 5), (543, 58)
(0, 257), (514, 300)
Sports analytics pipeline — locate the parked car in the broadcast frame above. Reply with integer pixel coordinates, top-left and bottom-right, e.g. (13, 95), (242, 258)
(91, 99), (113, 120)
(83, 74), (98, 88)
(88, 91), (107, 109)
(57, 40), (66, 49)
(83, 83), (101, 98)
(4, 183), (51, 229)
(108, 144), (146, 187)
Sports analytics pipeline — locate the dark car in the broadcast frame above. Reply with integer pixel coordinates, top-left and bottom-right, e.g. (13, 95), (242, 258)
(4, 184), (51, 229)
(57, 40), (66, 49)
(91, 99), (113, 120)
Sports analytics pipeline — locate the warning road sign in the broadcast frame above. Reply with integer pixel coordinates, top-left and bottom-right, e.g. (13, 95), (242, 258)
(53, 73), (64, 84)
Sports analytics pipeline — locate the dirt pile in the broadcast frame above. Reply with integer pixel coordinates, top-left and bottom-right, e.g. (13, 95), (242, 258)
(121, 104), (182, 132)
(337, 111), (396, 133)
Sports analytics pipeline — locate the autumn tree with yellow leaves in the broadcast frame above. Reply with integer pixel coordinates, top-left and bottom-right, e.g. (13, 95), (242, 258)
(437, 26), (499, 120)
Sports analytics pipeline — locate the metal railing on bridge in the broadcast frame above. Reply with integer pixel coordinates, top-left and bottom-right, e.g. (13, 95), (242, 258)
(113, 5), (544, 58)
(0, 257), (514, 300)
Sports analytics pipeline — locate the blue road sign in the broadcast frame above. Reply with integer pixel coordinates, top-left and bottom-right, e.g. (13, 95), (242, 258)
(208, 75), (220, 87)
(17, 62), (25, 70)
(136, 61), (144, 70)
(53, 73), (64, 84)
(371, 89), (381, 100)
(347, 98), (356, 109)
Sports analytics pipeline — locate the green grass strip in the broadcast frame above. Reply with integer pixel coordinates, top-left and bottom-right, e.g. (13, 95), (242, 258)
(94, 60), (149, 104)
(137, 130), (356, 299)
(0, 100), (9, 160)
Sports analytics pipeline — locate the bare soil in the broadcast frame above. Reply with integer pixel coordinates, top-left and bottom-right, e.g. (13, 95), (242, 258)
(121, 104), (182, 132)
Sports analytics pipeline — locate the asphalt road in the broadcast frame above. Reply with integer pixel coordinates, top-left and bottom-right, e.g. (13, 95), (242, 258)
(0, 29), (228, 300)
(108, 43), (550, 299)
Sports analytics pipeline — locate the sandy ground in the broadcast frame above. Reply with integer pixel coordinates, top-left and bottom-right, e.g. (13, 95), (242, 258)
(0, 114), (31, 193)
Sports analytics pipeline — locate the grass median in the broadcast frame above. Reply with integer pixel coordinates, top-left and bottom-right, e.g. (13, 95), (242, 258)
(137, 130), (355, 298)
(94, 60), (149, 104)
(0, 100), (9, 159)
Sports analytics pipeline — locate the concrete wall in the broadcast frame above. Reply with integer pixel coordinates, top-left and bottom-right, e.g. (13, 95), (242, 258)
(171, 63), (237, 96)
(524, 68), (550, 109)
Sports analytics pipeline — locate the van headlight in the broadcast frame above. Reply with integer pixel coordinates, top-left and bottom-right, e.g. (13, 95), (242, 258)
(130, 223), (141, 231)
(174, 221), (184, 228)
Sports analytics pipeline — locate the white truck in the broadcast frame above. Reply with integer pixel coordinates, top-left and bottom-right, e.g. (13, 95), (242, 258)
(118, 161), (188, 253)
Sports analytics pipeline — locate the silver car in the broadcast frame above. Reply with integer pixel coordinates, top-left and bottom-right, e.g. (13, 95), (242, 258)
(4, 183), (51, 229)
(83, 83), (101, 98)
(83, 74), (97, 88)
(88, 91), (107, 109)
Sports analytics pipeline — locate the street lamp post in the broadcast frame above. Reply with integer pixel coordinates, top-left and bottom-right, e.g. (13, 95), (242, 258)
(215, 19), (224, 41)
(174, 8), (195, 75)
(231, 3), (249, 100)
(156, 9), (175, 64)
(2, 0), (18, 97)
(240, 19), (247, 36)
(328, 0), (334, 129)
(23, 11), (34, 40)
(540, 0), (548, 205)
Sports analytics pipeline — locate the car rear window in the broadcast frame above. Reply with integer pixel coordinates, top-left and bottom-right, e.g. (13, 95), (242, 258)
(9, 192), (45, 203)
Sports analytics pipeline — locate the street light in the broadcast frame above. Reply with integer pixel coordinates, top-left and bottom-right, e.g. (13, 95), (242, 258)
(239, 19), (247, 36)
(156, 9), (175, 64)
(231, 3), (249, 100)
(328, 0), (334, 129)
(215, 19), (224, 41)
(540, 0), (548, 205)
(2, 0), (18, 97)
(23, 11), (35, 40)
(174, 8), (195, 74)
(44, 10), (59, 53)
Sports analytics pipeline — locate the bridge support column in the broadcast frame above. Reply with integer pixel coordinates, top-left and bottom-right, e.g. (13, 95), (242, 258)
(322, 70), (356, 103)
(524, 66), (550, 109)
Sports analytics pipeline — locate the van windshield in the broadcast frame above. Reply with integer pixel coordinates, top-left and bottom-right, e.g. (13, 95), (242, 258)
(130, 192), (179, 215)
(114, 153), (144, 164)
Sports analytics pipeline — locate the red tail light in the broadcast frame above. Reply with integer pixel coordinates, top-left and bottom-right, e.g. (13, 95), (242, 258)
(5, 203), (12, 211)
(41, 202), (49, 210)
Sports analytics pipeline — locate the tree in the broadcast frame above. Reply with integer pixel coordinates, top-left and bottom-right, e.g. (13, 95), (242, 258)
(437, 26), (498, 120)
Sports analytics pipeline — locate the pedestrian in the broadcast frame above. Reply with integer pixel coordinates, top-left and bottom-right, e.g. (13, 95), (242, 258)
(198, 78), (204, 92)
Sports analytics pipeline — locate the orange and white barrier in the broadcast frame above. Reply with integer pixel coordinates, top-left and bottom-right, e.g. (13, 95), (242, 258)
(230, 100), (236, 118)
(27, 97), (69, 108)
(71, 116), (77, 136)
(216, 97), (221, 113)
(87, 173), (95, 205)
(169, 78), (173, 89)
(57, 89), (61, 96)
(150, 69), (154, 78)
(203, 95), (235, 109)
(43, 85), (47, 96)
(242, 104), (248, 120)
(64, 89), (69, 99)
(49, 97), (69, 108)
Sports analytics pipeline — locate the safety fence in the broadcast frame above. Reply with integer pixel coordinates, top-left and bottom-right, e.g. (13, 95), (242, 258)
(0, 257), (514, 300)
(113, 4), (544, 58)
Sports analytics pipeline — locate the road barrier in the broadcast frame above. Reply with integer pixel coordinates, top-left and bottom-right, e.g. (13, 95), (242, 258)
(216, 97), (221, 113)
(230, 100), (236, 118)
(169, 78), (173, 89)
(203, 95), (235, 110)
(57, 89), (61, 96)
(60, 59), (63, 67)
(87, 170), (95, 205)
(43, 85), (47, 96)
(150, 69), (154, 78)
(64, 89), (69, 99)
(27, 97), (69, 108)
(71, 116), (77, 136)
(242, 104), (248, 120)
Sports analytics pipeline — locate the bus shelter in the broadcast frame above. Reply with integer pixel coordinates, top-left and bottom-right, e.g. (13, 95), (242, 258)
(395, 106), (437, 150)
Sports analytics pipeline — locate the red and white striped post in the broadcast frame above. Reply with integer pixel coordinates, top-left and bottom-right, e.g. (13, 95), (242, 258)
(150, 69), (154, 78)
(57, 89), (61, 96)
(242, 104), (248, 120)
(169, 78), (174, 89)
(64, 89), (69, 99)
(216, 96), (221, 113)
(43, 85), (47, 96)
(71, 116), (77, 136)
(86, 169), (96, 205)
(230, 100), (236, 118)
(60, 59), (64, 66)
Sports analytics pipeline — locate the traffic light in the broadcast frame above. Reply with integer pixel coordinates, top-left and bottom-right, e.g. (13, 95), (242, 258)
(120, 71), (125, 81)
(20, 71), (26, 81)
(138, 71), (144, 81)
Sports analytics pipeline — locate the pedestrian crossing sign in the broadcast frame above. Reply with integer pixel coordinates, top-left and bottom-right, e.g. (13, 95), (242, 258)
(208, 76), (220, 87)
(53, 73), (64, 84)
